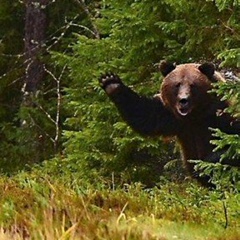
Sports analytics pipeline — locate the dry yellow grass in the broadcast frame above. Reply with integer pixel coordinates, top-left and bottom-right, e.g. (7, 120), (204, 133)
(0, 175), (239, 240)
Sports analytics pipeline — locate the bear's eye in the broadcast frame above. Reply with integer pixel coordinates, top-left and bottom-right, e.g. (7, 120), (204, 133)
(190, 83), (199, 93)
(175, 82), (181, 88)
(190, 83), (196, 88)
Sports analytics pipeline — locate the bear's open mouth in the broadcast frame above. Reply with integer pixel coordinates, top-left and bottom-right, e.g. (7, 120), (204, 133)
(178, 108), (190, 116)
(177, 105), (192, 116)
(176, 98), (192, 117)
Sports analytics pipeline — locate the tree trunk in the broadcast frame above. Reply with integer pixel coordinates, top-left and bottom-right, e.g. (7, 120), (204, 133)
(21, 0), (50, 163)
(24, 0), (49, 92)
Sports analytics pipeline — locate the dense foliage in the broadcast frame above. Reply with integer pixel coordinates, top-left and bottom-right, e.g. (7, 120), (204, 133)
(52, 0), (240, 186)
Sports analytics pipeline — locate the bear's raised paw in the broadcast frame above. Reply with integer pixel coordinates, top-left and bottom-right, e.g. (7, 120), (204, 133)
(99, 73), (123, 95)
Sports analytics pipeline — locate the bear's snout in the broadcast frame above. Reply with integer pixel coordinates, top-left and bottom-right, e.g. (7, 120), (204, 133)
(179, 98), (189, 107)
(177, 97), (192, 117)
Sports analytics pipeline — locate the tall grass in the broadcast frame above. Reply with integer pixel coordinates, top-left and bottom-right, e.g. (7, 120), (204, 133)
(0, 173), (239, 239)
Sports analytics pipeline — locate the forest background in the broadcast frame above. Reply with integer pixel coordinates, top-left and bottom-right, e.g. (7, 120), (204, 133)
(0, 0), (239, 239)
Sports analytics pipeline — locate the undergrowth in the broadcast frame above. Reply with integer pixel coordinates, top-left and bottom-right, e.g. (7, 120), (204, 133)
(0, 171), (239, 240)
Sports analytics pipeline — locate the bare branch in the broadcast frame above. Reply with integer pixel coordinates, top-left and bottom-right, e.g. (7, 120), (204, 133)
(73, 0), (100, 39)
(44, 65), (67, 151)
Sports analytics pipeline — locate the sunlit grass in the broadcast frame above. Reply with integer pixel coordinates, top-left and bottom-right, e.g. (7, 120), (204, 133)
(0, 174), (239, 239)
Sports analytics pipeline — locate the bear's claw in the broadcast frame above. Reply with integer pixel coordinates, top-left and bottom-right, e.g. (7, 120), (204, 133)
(99, 73), (122, 90)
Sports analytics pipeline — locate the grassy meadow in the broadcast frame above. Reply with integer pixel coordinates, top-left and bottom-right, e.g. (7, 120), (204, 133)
(0, 171), (239, 240)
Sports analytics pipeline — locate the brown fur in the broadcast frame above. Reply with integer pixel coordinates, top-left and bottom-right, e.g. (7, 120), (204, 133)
(100, 63), (240, 185)
(159, 64), (227, 183)
(160, 64), (212, 118)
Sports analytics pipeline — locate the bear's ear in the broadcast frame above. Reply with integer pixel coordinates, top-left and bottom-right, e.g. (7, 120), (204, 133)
(198, 63), (215, 79)
(159, 60), (176, 77)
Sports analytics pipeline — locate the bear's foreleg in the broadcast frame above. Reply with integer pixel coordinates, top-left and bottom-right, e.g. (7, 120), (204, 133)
(99, 73), (177, 136)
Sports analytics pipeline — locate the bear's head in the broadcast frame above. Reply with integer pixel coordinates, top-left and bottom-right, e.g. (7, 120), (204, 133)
(158, 61), (218, 119)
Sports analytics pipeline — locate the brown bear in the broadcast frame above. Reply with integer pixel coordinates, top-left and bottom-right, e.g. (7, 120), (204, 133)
(99, 61), (240, 185)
